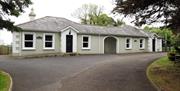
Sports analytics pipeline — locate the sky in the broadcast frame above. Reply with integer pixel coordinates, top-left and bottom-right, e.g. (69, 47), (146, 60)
(12, 0), (117, 24)
(0, 0), (163, 45)
(0, 0), (117, 45)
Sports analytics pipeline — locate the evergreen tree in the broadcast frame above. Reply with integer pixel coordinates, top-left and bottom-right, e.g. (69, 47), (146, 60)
(0, 0), (32, 31)
(114, 0), (180, 33)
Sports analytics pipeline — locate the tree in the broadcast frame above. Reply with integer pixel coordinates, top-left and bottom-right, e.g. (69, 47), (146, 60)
(89, 13), (113, 26)
(113, 0), (180, 33)
(0, 0), (32, 31)
(72, 4), (125, 26)
(73, 4), (124, 26)
(72, 4), (103, 24)
(114, 19), (125, 26)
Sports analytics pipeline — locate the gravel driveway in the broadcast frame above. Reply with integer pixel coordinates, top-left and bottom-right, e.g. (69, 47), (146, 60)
(0, 53), (165, 91)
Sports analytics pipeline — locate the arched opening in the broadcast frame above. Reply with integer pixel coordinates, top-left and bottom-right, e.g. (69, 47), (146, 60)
(104, 37), (117, 54)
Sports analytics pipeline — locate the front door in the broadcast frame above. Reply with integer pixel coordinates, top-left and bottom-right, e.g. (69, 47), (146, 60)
(66, 35), (73, 53)
(152, 39), (156, 52)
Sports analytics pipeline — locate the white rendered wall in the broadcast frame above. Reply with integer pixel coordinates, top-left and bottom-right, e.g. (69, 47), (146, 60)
(148, 38), (153, 52)
(12, 32), (21, 54)
(156, 38), (162, 52)
(159, 39), (162, 51)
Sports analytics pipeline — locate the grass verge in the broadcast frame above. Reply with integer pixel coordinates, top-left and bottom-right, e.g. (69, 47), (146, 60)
(147, 57), (180, 91)
(0, 70), (11, 91)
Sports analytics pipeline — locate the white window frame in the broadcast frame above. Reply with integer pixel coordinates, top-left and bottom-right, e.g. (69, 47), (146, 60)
(22, 32), (36, 50)
(125, 38), (132, 49)
(82, 35), (91, 49)
(43, 33), (55, 50)
(139, 38), (145, 49)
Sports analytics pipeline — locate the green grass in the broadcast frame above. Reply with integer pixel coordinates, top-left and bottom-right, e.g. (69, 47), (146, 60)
(147, 57), (180, 91)
(0, 70), (11, 91)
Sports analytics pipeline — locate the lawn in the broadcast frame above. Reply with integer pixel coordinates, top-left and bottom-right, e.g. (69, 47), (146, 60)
(147, 57), (180, 91)
(0, 70), (11, 91)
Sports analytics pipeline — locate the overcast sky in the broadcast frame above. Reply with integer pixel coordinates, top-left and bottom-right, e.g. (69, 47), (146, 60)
(0, 0), (162, 45)
(13, 0), (117, 24)
(1, 0), (118, 45)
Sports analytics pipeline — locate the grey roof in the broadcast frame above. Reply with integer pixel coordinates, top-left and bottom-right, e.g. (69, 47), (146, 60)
(17, 16), (148, 37)
(142, 30), (162, 38)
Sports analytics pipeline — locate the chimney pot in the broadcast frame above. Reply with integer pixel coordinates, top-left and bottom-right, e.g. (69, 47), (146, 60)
(29, 8), (36, 21)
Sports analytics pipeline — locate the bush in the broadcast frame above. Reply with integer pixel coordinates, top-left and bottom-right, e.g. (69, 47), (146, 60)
(174, 34), (180, 54)
(175, 46), (180, 54)
(167, 52), (176, 61)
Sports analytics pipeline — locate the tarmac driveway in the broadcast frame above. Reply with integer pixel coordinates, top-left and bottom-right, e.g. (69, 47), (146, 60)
(0, 53), (165, 91)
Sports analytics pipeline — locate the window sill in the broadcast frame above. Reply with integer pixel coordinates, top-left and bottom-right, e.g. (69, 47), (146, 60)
(126, 48), (132, 50)
(82, 48), (91, 50)
(43, 48), (55, 50)
(22, 48), (36, 51)
(140, 48), (145, 50)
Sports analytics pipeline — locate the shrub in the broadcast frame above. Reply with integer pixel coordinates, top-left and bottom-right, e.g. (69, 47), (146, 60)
(175, 46), (180, 54)
(174, 34), (180, 54)
(167, 52), (176, 61)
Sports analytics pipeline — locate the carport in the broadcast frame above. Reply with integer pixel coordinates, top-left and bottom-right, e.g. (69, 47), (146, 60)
(104, 37), (117, 54)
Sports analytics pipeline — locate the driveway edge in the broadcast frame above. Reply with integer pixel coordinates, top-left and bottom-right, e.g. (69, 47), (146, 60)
(146, 59), (161, 91)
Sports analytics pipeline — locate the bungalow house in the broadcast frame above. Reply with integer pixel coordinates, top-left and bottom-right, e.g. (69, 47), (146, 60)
(12, 16), (162, 56)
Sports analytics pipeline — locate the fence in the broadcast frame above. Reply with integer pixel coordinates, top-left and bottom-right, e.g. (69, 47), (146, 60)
(0, 45), (12, 55)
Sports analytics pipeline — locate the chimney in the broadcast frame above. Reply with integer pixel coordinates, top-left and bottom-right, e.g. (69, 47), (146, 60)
(29, 8), (36, 21)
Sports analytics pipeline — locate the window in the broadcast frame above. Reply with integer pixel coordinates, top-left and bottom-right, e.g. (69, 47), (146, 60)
(43, 33), (55, 49)
(126, 38), (132, 49)
(82, 35), (91, 49)
(23, 32), (35, 49)
(140, 39), (145, 49)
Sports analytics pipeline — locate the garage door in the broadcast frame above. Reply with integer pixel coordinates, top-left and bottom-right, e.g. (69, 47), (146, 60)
(104, 37), (117, 54)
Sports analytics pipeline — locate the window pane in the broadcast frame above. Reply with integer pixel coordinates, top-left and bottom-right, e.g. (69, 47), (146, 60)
(25, 34), (33, 40)
(45, 42), (52, 47)
(140, 39), (143, 43)
(83, 37), (89, 42)
(126, 39), (130, 43)
(140, 44), (143, 48)
(83, 43), (88, 48)
(45, 35), (53, 41)
(126, 44), (129, 48)
(25, 42), (33, 47)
